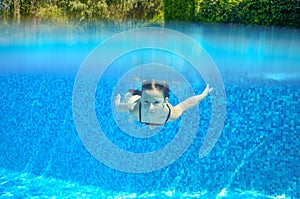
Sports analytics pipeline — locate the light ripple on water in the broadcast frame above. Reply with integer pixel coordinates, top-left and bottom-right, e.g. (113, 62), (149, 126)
(0, 169), (290, 199)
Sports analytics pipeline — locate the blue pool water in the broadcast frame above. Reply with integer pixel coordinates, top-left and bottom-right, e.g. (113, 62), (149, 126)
(0, 23), (299, 198)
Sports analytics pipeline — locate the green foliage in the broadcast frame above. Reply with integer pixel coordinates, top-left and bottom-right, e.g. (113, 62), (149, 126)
(164, 0), (300, 28)
(194, 0), (300, 28)
(164, 0), (195, 21)
(0, 0), (299, 28)
(107, 0), (164, 24)
(0, 0), (12, 21)
(36, 4), (67, 23)
(195, 0), (241, 23)
(67, 0), (109, 22)
(229, 0), (300, 28)
(136, 0), (164, 22)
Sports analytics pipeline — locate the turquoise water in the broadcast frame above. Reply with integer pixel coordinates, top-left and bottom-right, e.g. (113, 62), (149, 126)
(0, 23), (299, 198)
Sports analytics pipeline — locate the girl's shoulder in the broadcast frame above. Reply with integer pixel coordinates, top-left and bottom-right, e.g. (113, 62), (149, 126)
(167, 102), (182, 122)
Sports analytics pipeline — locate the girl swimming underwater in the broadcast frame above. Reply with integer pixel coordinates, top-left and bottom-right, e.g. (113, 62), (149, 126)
(115, 80), (213, 129)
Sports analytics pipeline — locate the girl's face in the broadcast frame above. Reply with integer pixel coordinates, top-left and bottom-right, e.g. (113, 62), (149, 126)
(141, 89), (165, 116)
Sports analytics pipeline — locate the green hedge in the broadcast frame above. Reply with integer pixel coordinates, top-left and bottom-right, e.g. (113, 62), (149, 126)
(229, 0), (300, 28)
(165, 0), (300, 28)
(195, 0), (241, 23)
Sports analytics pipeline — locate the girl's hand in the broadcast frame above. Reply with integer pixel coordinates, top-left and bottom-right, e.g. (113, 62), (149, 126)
(115, 94), (121, 105)
(203, 84), (213, 96)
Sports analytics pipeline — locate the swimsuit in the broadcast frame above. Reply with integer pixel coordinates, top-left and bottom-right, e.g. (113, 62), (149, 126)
(139, 103), (171, 126)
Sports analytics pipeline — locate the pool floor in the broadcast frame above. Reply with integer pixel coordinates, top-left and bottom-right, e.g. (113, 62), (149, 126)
(0, 74), (299, 198)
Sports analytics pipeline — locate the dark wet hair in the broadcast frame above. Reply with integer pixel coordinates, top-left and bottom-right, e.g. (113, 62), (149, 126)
(142, 80), (170, 98)
(128, 89), (142, 96)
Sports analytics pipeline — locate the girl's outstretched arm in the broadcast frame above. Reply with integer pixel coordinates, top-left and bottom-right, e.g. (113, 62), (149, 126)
(170, 84), (213, 120)
(115, 94), (140, 113)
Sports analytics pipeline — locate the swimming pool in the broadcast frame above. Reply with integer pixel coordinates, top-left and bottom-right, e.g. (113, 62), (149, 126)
(0, 23), (299, 198)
